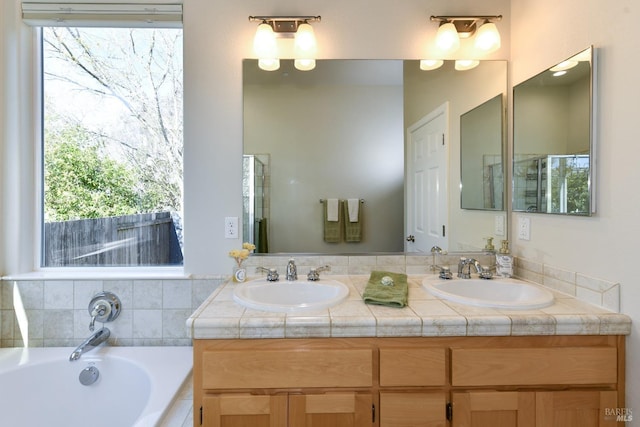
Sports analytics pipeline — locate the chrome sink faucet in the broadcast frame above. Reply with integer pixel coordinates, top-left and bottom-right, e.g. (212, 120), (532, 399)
(286, 258), (297, 281)
(69, 327), (110, 361)
(458, 257), (493, 279)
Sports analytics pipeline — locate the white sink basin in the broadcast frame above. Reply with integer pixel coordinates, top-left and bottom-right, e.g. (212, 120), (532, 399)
(422, 278), (554, 310)
(233, 278), (350, 313)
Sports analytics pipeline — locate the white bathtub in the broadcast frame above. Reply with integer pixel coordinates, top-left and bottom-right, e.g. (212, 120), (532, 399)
(0, 346), (192, 427)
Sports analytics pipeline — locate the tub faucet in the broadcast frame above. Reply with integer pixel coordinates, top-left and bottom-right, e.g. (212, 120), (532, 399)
(286, 259), (297, 281)
(69, 327), (110, 361)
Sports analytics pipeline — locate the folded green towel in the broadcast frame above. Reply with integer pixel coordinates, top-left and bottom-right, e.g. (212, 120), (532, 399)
(323, 199), (342, 243)
(363, 271), (408, 308)
(343, 199), (362, 242)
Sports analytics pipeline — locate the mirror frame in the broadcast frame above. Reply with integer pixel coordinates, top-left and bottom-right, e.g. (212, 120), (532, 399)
(512, 46), (597, 216)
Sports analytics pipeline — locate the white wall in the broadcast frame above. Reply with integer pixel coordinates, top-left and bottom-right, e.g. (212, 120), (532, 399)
(510, 0), (640, 412)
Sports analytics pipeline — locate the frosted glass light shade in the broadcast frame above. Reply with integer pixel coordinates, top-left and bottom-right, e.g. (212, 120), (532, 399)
(435, 22), (460, 53)
(295, 59), (316, 71)
(474, 22), (501, 52)
(294, 23), (317, 57)
(258, 58), (280, 71)
(253, 23), (277, 58)
(455, 59), (479, 71)
(419, 59), (444, 71)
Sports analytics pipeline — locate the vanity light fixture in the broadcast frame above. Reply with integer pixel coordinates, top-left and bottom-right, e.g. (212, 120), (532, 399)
(430, 15), (502, 54)
(249, 15), (321, 71)
(421, 15), (501, 72)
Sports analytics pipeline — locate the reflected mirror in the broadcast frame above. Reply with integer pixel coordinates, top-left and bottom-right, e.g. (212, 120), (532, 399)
(460, 94), (505, 210)
(513, 47), (595, 215)
(243, 59), (507, 254)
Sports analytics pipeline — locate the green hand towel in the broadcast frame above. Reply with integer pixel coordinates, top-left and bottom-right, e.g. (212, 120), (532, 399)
(343, 199), (362, 242)
(363, 271), (408, 308)
(323, 199), (342, 243)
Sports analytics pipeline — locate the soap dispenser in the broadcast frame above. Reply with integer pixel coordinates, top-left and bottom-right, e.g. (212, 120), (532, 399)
(496, 240), (513, 278)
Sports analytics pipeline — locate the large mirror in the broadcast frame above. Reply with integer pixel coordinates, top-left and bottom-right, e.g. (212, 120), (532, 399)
(243, 59), (507, 254)
(513, 47), (595, 215)
(460, 94), (505, 210)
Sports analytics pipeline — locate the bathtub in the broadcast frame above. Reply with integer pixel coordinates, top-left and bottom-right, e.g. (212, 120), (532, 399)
(0, 346), (192, 427)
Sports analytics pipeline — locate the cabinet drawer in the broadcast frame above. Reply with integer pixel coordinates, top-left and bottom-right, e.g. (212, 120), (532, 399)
(380, 348), (446, 386)
(202, 348), (373, 389)
(451, 347), (617, 386)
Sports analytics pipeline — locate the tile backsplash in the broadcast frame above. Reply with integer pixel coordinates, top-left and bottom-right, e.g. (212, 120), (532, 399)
(0, 253), (621, 347)
(0, 277), (225, 347)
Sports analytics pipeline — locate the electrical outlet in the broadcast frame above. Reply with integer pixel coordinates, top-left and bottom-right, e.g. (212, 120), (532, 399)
(225, 216), (239, 239)
(518, 217), (531, 241)
(494, 215), (505, 236)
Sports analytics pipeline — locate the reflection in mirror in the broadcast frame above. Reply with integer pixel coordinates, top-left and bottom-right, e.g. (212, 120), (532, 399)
(513, 47), (595, 215)
(460, 94), (504, 210)
(243, 59), (508, 254)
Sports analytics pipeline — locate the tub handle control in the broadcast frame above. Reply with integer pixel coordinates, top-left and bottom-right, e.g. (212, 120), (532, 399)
(88, 292), (121, 331)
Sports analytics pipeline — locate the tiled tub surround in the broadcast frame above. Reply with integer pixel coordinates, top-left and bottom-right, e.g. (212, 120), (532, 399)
(188, 274), (631, 340)
(0, 277), (225, 347)
(0, 252), (624, 347)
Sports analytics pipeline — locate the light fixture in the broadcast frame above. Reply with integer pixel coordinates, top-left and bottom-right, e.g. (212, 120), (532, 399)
(419, 59), (444, 71)
(455, 59), (480, 71)
(430, 15), (502, 55)
(249, 15), (320, 71)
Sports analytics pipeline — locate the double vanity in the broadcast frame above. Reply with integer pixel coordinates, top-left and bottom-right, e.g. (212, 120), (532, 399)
(188, 271), (630, 427)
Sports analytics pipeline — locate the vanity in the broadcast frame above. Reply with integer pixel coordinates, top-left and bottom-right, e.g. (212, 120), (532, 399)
(188, 274), (630, 427)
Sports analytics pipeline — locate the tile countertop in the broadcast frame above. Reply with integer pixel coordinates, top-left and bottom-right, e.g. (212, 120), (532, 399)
(186, 275), (631, 339)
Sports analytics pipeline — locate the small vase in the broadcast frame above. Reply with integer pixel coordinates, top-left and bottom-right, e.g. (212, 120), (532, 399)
(233, 266), (246, 283)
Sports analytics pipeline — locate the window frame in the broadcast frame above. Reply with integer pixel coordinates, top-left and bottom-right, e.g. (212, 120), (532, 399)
(26, 4), (186, 277)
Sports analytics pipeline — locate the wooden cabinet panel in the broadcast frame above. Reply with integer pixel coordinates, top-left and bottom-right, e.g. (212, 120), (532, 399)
(288, 393), (372, 427)
(535, 390), (618, 427)
(380, 348), (446, 386)
(379, 392), (447, 427)
(451, 347), (617, 386)
(202, 348), (373, 389)
(202, 394), (287, 427)
(452, 391), (535, 427)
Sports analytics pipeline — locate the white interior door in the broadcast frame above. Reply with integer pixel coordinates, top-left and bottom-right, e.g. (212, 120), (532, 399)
(406, 103), (448, 252)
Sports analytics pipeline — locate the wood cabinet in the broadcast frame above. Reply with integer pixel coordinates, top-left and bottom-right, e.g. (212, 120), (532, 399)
(193, 336), (624, 427)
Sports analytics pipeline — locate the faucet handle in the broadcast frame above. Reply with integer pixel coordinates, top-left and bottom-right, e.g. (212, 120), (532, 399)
(479, 265), (494, 279)
(438, 266), (452, 280)
(256, 266), (279, 281)
(307, 265), (331, 281)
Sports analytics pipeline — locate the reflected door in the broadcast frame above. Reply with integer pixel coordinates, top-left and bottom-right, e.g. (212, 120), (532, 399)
(406, 103), (448, 252)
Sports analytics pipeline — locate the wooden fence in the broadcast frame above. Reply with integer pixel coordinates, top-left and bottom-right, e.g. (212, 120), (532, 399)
(43, 211), (183, 267)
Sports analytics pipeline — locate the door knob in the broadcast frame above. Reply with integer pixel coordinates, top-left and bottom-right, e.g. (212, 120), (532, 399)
(406, 235), (415, 242)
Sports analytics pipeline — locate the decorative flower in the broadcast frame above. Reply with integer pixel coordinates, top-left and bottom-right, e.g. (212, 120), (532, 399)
(229, 242), (256, 268)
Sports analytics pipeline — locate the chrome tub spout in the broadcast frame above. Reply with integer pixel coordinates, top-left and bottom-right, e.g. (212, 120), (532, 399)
(69, 327), (110, 362)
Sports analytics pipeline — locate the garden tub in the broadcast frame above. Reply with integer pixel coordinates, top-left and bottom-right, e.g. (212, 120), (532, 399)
(0, 346), (192, 427)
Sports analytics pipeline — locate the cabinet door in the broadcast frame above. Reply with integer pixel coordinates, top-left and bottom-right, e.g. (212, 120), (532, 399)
(452, 391), (535, 427)
(202, 394), (287, 427)
(288, 392), (372, 427)
(380, 392), (447, 427)
(536, 390), (618, 427)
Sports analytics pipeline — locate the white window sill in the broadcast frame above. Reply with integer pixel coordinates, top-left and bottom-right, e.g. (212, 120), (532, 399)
(2, 267), (189, 281)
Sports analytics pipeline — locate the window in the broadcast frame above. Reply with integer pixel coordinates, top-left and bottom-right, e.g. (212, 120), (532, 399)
(40, 25), (183, 267)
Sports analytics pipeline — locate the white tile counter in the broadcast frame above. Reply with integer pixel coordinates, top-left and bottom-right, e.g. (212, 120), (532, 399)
(187, 275), (631, 339)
